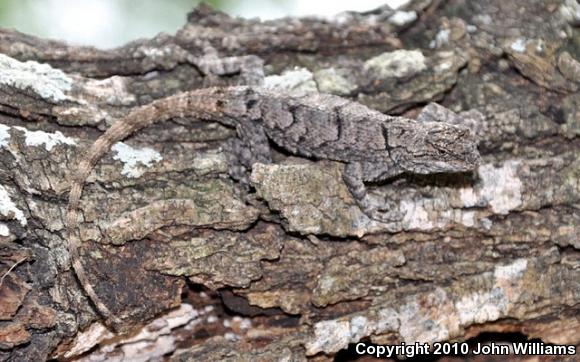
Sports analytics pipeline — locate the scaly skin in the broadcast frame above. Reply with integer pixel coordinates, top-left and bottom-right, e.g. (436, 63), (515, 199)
(67, 86), (480, 329)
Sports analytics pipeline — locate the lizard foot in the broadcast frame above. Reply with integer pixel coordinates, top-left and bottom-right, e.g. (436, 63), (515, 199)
(359, 198), (404, 223)
(342, 162), (403, 223)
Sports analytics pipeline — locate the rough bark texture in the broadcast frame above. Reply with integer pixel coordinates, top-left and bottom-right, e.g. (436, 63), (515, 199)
(0, 0), (579, 361)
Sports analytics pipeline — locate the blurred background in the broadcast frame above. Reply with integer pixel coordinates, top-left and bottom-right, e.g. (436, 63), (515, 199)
(0, 0), (406, 49)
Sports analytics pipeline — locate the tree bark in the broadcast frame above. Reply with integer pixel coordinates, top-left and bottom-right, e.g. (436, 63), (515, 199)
(0, 0), (579, 361)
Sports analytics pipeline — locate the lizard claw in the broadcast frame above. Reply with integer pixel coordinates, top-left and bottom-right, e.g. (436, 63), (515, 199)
(360, 200), (404, 223)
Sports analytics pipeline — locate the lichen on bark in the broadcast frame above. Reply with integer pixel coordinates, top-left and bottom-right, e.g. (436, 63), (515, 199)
(0, 0), (578, 361)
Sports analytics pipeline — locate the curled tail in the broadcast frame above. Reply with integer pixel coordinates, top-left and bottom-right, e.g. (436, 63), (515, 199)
(66, 87), (247, 330)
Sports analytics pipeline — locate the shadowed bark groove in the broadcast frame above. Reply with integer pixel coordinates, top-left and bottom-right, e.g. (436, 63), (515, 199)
(0, 0), (578, 361)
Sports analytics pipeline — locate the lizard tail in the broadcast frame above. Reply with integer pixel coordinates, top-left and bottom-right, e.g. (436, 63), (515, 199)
(67, 206), (123, 329)
(66, 87), (243, 331)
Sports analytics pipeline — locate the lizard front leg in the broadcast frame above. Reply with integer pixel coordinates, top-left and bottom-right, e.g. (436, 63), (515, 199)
(224, 121), (272, 183)
(342, 162), (403, 223)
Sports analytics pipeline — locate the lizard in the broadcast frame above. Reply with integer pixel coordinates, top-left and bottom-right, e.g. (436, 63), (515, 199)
(67, 86), (480, 330)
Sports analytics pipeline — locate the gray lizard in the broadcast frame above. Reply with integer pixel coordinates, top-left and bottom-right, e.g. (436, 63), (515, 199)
(67, 86), (480, 329)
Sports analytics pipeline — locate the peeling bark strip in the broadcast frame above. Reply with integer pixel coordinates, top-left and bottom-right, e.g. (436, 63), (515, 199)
(0, 0), (579, 360)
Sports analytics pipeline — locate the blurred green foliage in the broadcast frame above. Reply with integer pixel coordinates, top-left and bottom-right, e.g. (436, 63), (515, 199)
(0, 0), (286, 47)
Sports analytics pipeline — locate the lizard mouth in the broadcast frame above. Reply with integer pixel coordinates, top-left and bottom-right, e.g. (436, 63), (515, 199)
(384, 119), (480, 174)
(396, 123), (481, 174)
(425, 126), (481, 171)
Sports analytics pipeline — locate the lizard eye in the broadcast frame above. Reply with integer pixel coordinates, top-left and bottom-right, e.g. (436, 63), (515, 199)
(246, 99), (257, 109)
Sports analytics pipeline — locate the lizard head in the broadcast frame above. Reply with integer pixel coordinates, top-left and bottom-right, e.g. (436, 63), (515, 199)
(387, 120), (481, 174)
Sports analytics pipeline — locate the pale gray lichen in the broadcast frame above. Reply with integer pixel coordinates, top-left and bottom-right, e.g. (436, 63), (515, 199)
(375, 307), (400, 332)
(558, 52), (580, 83)
(455, 288), (506, 325)
(455, 259), (527, 325)
(238, 317), (252, 330)
(349, 316), (372, 341)
(251, 161), (493, 236)
(494, 258), (528, 301)
(224, 332), (240, 342)
(559, 0), (580, 25)
(400, 200), (432, 230)
(313, 68), (356, 96)
(363, 50), (426, 79)
(434, 59), (454, 73)
(0, 184), (27, 226)
(388, 10), (417, 26)
(262, 67), (318, 96)
(430, 29), (450, 49)
(187, 151), (228, 175)
(250, 162), (391, 238)
(0, 124), (10, 149)
(0, 223), (9, 236)
(398, 197), (478, 232)
(0, 53), (73, 102)
(397, 289), (456, 343)
(460, 160), (523, 215)
(83, 76), (136, 106)
(111, 142), (163, 178)
(307, 288), (456, 355)
(473, 14), (492, 26)
(480, 218), (493, 229)
(307, 259), (532, 355)
(308, 320), (352, 354)
(510, 38), (527, 53)
(138, 46), (173, 60)
(494, 259), (528, 280)
(14, 126), (76, 151)
(461, 210), (476, 227)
